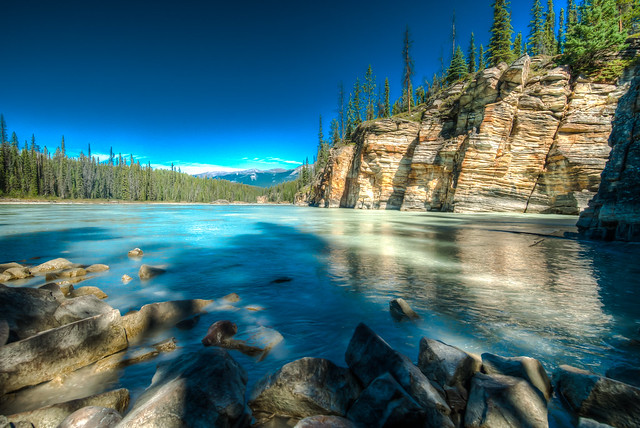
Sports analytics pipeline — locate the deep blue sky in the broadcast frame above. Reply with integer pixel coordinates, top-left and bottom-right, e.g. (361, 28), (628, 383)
(2, 0), (567, 173)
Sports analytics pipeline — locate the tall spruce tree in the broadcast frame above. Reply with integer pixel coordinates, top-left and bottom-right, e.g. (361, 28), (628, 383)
(364, 65), (377, 120)
(468, 32), (477, 73)
(337, 82), (345, 140)
(558, 8), (566, 53)
(616, 0), (640, 33)
(488, 0), (514, 66)
(514, 32), (524, 57)
(384, 78), (391, 118)
(478, 44), (486, 70)
(402, 26), (415, 114)
(543, 0), (557, 55)
(564, 0), (627, 72)
(353, 79), (362, 125)
(529, 0), (545, 55)
(0, 115), (7, 145)
(446, 46), (468, 84)
(567, 0), (579, 30)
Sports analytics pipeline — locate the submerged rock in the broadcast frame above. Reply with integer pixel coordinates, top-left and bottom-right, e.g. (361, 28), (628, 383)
(85, 264), (110, 273)
(250, 357), (361, 419)
(127, 248), (143, 258)
(138, 264), (165, 279)
(3, 266), (33, 280)
(30, 258), (74, 273)
(46, 268), (87, 280)
(118, 348), (248, 427)
(465, 373), (548, 428)
(121, 274), (132, 283)
(5, 388), (129, 428)
(121, 299), (212, 340)
(92, 338), (177, 373)
(222, 292), (240, 303)
(389, 298), (420, 321)
(605, 364), (640, 388)
(69, 286), (108, 300)
(175, 314), (200, 330)
(481, 353), (553, 401)
(202, 320), (238, 346)
(0, 262), (24, 273)
(58, 406), (122, 428)
(555, 364), (640, 427)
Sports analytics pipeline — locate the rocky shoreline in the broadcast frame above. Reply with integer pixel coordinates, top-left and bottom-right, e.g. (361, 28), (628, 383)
(1, 257), (639, 428)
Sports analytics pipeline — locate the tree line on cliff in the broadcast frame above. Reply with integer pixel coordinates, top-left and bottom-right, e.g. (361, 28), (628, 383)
(0, 115), (303, 203)
(309, 0), (639, 176)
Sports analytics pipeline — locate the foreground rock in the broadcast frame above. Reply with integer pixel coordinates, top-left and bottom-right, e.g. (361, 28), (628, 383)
(345, 323), (453, 427)
(389, 298), (420, 321)
(92, 338), (177, 373)
(53, 295), (114, 325)
(58, 406), (122, 428)
(0, 284), (62, 341)
(138, 264), (165, 279)
(465, 373), (548, 428)
(294, 415), (356, 428)
(121, 299), (212, 340)
(5, 388), (129, 428)
(481, 352), (553, 401)
(250, 357), (361, 419)
(555, 365), (640, 427)
(418, 337), (481, 388)
(85, 264), (109, 273)
(0, 309), (128, 394)
(0, 319), (9, 346)
(69, 286), (108, 300)
(2, 266), (33, 281)
(118, 348), (249, 427)
(30, 258), (74, 273)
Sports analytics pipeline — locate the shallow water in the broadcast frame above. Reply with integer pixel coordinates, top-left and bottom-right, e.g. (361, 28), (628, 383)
(1, 204), (639, 421)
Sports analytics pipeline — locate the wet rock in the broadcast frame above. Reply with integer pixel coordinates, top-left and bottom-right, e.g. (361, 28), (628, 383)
(175, 314), (200, 330)
(47, 268), (87, 280)
(0, 284), (61, 341)
(246, 305), (264, 312)
(347, 372), (426, 428)
(482, 353), (552, 401)
(222, 292), (241, 303)
(121, 299), (212, 340)
(0, 272), (10, 282)
(465, 373), (548, 428)
(605, 364), (640, 388)
(138, 264), (165, 279)
(3, 267), (33, 280)
(202, 320), (238, 346)
(121, 274), (132, 283)
(250, 357), (361, 419)
(119, 348), (249, 427)
(0, 262), (23, 273)
(30, 258), (74, 273)
(69, 286), (108, 300)
(345, 323), (452, 427)
(577, 418), (615, 428)
(270, 277), (293, 284)
(5, 388), (129, 428)
(85, 264), (110, 273)
(294, 415), (356, 428)
(53, 296), (114, 325)
(38, 283), (66, 300)
(389, 298), (420, 321)
(0, 309), (128, 394)
(152, 337), (177, 352)
(58, 406), (122, 428)
(92, 339), (176, 374)
(0, 319), (9, 346)
(127, 248), (143, 257)
(555, 364), (640, 427)
(418, 337), (481, 388)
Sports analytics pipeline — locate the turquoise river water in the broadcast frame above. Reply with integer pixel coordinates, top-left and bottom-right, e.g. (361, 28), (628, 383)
(0, 204), (638, 424)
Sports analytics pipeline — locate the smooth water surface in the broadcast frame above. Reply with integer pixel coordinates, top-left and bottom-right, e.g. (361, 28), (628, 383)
(1, 204), (639, 419)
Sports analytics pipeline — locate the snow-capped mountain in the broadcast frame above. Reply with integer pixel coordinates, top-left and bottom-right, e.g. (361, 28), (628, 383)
(195, 167), (301, 187)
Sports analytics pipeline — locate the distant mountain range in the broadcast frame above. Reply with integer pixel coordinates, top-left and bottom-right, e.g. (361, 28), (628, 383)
(195, 166), (301, 187)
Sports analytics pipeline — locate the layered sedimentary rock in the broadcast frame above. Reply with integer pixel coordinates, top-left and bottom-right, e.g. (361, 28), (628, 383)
(307, 52), (637, 215)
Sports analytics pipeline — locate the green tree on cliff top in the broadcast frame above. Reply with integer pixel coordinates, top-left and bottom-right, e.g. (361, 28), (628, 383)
(488, 0), (514, 66)
(402, 26), (415, 114)
(467, 32), (477, 73)
(446, 46), (468, 84)
(528, 0), (545, 55)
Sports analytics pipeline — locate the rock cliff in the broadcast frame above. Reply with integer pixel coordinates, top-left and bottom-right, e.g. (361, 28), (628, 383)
(307, 54), (637, 215)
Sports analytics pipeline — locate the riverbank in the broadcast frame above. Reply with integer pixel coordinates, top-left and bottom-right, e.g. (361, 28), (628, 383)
(0, 197), (293, 206)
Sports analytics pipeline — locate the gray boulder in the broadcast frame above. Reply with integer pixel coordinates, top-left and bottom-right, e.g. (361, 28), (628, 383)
(38, 283), (66, 300)
(0, 284), (62, 341)
(30, 258), (74, 273)
(138, 264), (164, 279)
(53, 296), (115, 325)
(345, 323), (452, 427)
(249, 357), (361, 419)
(202, 320), (238, 346)
(121, 299), (212, 340)
(5, 389), (129, 428)
(465, 373), (548, 428)
(555, 365), (640, 428)
(118, 348), (249, 427)
(418, 337), (481, 388)
(0, 319), (9, 346)
(482, 353), (553, 401)
(389, 298), (420, 321)
(58, 406), (122, 428)
(346, 372), (427, 428)
(294, 415), (356, 428)
(578, 418), (615, 428)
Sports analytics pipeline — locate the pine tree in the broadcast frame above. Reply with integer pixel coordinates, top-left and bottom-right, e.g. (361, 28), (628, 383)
(330, 119), (340, 146)
(364, 65), (377, 120)
(528, 0), (545, 55)
(467, 32), (477, 73)
(488, 0), (514, 66)
(564, 0), (628, 72)
(558, 8), (566, 53)
(446, 45), (468, 84)
(478, 44), (487, 70)
(617, 0), (640, 33)
(338, 82), (345, 139)
(402, 26), (415, 114)
(567, 0), (579, 31)
(384, 78), (391, 118)
(514, 32), (524, 58)
(543, 0), (557, 55)
(0, 115), (7, 145)
(353, 79), (362, 125)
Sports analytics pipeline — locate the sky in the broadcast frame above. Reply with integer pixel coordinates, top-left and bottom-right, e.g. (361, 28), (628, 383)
(2, 0), (568, 174)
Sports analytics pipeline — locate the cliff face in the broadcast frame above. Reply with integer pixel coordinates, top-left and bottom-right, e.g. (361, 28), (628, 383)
(577, 64), (640, 241)
(308, 55), (635, 215)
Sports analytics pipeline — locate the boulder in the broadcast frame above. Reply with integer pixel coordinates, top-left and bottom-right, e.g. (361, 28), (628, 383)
(0, 309), (128, 394)
(0, 319), (9, 346)
(5, 389), (129, 428)
(347, 372), (427, 428)
(555, 365), (640, 428)
(222, 293), (240, 303)
(418, 337), (481, 388)
(53, 296), (114, 325)
(58, 406), (122, 428)
(3, 267), (33, 280)
(202, 320), (238, 346)
(138, 264), (165, 279)
(92, 338), (177, 374)
(294, 415), (356, 428)
(118, 348), (249, 427)
(175, 315), (200, 330)
(578, 418), (615, 428)
(38, 283), (66, 300)
(121, 299), (212, 340)
(0, 284), (62, 341)
(345, 323), (452, 426)
(605, 364), (640, 388)
(0, 262), (23, 273)
(0, 272), (10, 282)
(69, 286), (108, 300)
(389, 298), (420, 321)
(481, 353), (553, 401)
(85, 264), (110, 273)
(250, 357), (361, 419)
(47, 268), (87, 280)
(127, 248), (143, 258)
(465, 373), (548, 428)
(30, 258), (74, 273)
(121, 274), (132, 283)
